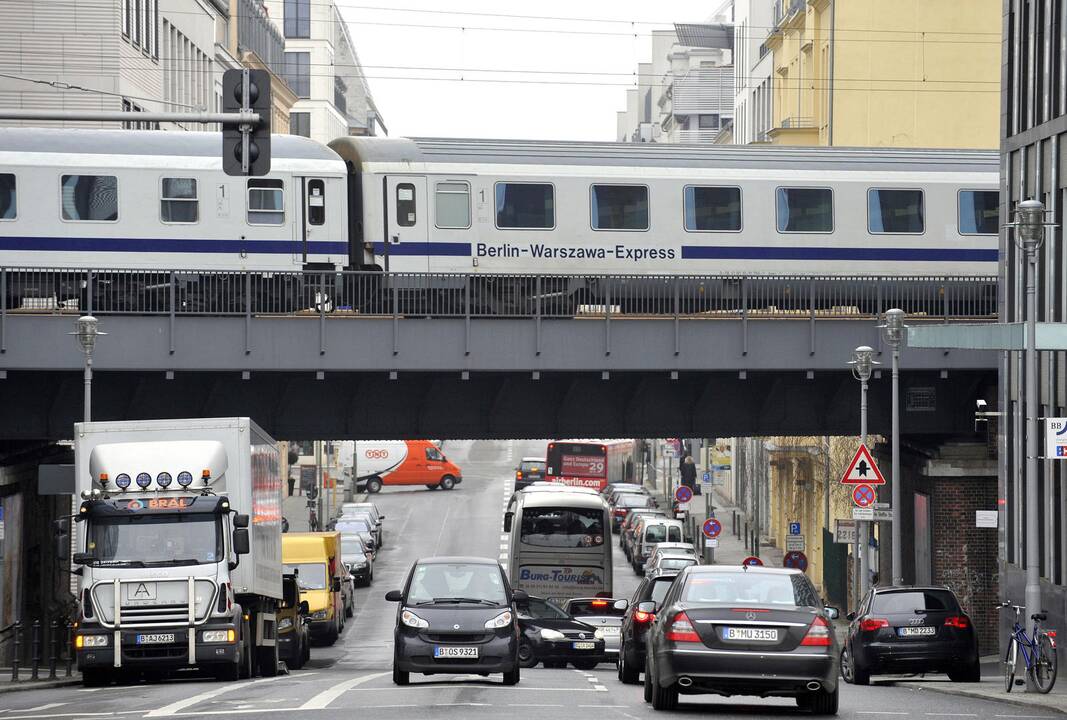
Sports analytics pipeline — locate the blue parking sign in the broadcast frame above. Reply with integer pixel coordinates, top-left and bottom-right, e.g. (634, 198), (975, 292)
(788, 522), (801, 536)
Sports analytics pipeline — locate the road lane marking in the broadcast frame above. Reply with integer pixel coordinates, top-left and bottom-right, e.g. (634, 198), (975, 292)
(593, 685), (607, 691)
(299, 671), (389, 709)
(367, 685), (607, 692)
(858, 714), (909, 716)
(145, 676), (294, 717)
(24, 707), (67, 713)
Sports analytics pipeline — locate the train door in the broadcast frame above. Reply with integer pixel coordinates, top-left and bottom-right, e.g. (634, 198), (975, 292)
(297, 177), (328, 266)
(384, 176), (428, 270)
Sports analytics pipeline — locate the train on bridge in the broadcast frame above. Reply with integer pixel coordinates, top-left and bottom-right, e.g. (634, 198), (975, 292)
(0, 128), (998, 315)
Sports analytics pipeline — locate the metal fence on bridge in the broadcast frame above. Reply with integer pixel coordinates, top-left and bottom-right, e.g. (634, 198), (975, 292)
(1, 269), (998, 321)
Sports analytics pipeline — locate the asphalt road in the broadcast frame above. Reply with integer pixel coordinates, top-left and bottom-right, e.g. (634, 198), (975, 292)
(5, 440), (1061, 719)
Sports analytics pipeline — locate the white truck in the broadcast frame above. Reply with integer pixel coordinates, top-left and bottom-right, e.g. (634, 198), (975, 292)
(68, 418), (283, 685)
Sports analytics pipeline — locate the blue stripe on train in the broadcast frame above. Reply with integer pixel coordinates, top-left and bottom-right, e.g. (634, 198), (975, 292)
(680, 246), (999, 262)
(0, 236), (348, 254)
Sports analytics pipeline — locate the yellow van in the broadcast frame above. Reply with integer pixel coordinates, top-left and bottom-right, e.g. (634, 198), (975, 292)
(283, 532), (344, 645)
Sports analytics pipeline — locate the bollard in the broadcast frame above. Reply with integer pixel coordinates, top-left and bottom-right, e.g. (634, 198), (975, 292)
(11, 619), (21, 681)
(49, 620), (58, 679)
(66, 622), (74, 676)
(30, 619), (40, 680)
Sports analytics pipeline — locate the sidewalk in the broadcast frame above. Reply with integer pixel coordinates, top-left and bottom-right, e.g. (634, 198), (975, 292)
(707, 489), (785, 567)
(0, 668), (81, 693)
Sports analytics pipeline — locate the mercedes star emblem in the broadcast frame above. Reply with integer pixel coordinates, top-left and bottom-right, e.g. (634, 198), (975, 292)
(746, 611), (757, 621)
(453, 624), (461, 630)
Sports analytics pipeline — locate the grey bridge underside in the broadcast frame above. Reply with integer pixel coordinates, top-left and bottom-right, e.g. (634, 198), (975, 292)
(0, 315), (996, 441)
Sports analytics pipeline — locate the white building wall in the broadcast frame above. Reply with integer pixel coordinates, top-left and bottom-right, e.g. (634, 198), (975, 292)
(733, 0), (774, 144)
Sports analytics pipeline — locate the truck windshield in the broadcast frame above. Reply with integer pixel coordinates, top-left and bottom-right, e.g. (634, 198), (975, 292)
(88, 513), (222, 565)
(284, 563), (328, 590)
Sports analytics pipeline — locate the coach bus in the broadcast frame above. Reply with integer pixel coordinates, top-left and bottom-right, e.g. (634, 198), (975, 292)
(545, 439), (634, 491)
(504, 489), (613, 601)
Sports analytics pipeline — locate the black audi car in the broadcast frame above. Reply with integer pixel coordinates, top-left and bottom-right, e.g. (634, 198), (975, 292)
(841, 585), (980, 685)
(618, 572), (679, 684)
(516, 595), (606, 669)
(644, 565), (841, 714)
(386, 556), (526, 685)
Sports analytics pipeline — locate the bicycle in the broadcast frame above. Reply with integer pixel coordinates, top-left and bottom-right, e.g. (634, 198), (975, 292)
(999, 602), (1058, 693)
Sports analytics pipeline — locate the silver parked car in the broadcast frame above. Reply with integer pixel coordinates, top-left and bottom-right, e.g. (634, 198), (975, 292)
(562, 597), (628, 661)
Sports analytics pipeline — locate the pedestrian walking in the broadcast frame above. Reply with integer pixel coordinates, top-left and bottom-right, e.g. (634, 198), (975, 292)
(680, 455), (697, 491)
(287, 472), (296, 497)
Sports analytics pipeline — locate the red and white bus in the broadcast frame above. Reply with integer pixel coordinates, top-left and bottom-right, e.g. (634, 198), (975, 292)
(545, 439), (634, 491)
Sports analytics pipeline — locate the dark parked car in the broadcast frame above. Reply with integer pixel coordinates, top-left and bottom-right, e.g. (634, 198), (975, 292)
(841, 585), (980, 685)
(277, 574), (311, 670)
(618, 572), (679, 684)
(611, 493), (657, 531)
(516, 595), (606, 669)
(643, 565), (840, 714)
(515, 457), (546, 490)
(386, 556), (526, 686)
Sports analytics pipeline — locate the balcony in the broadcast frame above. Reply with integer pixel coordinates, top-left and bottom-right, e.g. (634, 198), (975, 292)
(774, 0), (806, 28)
(780, 116), (814, 129)
(676, 129), (723, 143)
(237, 0), (286, 78)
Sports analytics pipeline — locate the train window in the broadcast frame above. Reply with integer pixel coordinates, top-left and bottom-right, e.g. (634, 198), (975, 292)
(160, 178), (198, 223)
(396, 183), (416, 227)
(435, 182), (471, 229)
(868, 189), (924, 234)
(0, 174), (15, 220)
(307, 179), (325, 226)
(776, 187), (833, 233)
(247, 179), (284, 225)
(591, 184), (649, 231)
(683, 186), (741, 231)
(61, 175), (118, 222)
(959, 190), (999, 234)
(495, 182), (554, 229)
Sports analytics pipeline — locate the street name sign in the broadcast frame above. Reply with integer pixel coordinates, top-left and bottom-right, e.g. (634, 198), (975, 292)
(871, 509), (893, 521)
(1046, 418), (1067, 458)
(841, 444), (886, 485)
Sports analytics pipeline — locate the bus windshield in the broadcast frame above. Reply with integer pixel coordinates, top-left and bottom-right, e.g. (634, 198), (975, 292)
(520, 506), (605, 548)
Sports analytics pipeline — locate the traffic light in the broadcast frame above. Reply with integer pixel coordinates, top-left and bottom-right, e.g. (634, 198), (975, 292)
(222, 68), (272, 176)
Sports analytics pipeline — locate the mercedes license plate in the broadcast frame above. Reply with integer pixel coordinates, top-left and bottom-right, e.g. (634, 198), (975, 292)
(898, 626), (936, 637)
(434, 646), (478, 659)
(572, 641), (596, 650)
(135, 633), (175, 645)
(722, 627), (778, 642)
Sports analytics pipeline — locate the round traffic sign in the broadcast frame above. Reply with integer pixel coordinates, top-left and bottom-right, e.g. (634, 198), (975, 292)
(742, 556), (763, 567)
(852, 484), (876, 508)
(675, 485), (693, 504)
(783, 551), (809, 572)
(702, 517), (722, 539)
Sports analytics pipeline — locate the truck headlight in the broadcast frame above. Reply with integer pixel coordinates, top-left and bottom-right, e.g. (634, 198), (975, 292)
(484, 611), (512, 629)
(310, 610), (329, 620)
(400, 609), (429, 629)
(75, 634), (109, 648)
(278, 618), (294, 631)
(202, 630), (236, 643)
(540, 628), (565, 641)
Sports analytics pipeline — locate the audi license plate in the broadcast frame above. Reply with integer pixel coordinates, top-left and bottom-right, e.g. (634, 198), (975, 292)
(434, 646), (478, 659)
(135, 633), (175, 645)
(898, 626), (936, 637)
(722, 627), (778, 642)
(572, 641), (596, 650)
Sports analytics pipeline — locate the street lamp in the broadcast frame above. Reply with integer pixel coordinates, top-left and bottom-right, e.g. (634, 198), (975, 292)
(70, 315), (105, 422)
(881, 309), (906, 586)
(848, 345), (878, 603)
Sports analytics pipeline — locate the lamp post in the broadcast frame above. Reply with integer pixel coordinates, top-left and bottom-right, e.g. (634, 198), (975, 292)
(881, 309), (906, 586)
(848, 345), (877, 603)
(70, 315), (105, 423)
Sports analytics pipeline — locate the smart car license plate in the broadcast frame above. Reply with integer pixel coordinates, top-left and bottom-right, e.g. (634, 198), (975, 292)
(434, 646), (478, 658)
(572, 641), (596, 650)
(722, 627), (778, 642)
(897, 626), (936, 637)
(135, 633), (175, 645)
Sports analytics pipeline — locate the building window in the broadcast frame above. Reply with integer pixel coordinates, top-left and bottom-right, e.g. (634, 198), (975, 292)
(776, 187), (833, 233)
(495, 182), (554, 229)
(133, 0), (142, 47)
(61, 175), (118, 222)
(121, 0), (131, 37)
(697, 114), (720, 129)
(0, 174), (15, 220)
(284, 0), (311, 38)
(161, 178), (198, 223)
(290, 112), (311, 137)
(247, 179), (284, 225)
(591, 184), (649, 231)
(435, 182), (471, 229)
(959, 190), (999, 235)
(868, 188), (924, 234)
(396, 183), (416, 227)
(684, 186), (742, 232)
(283, 52), (310, 99)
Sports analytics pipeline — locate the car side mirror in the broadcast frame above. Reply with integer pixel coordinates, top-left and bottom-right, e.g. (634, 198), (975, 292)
(385, 589), (403, 602)
(846, 612), (856, 622)
(232, 528), (250, 555)
(283, 582), (299, 607)
(233, 513), (250, 529)
(299, 600), (310, 615)
(72, 552), (94, 566)
(512, 589), (529, 604)
(332, 577), (342, 593)
(823, 606), (840, 620)
(637, 601), (657, 614)
(614, 599), (628, 611)
(379, 515), (386, 520)
(503, 512), (513, 533)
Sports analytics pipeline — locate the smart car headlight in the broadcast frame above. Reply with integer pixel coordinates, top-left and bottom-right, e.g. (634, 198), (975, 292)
(484, 610), (513, 629)
(401, 609), (429, 629)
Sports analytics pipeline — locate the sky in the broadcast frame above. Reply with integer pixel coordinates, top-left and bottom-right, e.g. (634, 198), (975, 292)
(340, 1), (718, 141)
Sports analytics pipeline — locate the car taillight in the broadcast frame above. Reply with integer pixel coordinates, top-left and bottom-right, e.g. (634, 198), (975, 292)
(944, 615), (970, 629)
(800, 615), (833, 646)
(859, 618), (889, 632)
(516, 471), (523, 479)
(665, 611), (700, 642)
(634, 610), (655, 623)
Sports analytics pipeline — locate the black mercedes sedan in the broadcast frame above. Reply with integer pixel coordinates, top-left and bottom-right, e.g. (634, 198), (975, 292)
(386, 556), (526, 685)
(644, 565), (841, 714)
(516, 595), (606, 669)
(841, 585), (980, 685)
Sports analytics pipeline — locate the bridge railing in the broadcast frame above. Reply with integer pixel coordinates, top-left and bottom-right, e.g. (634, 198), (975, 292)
(0, 269), (998, 321)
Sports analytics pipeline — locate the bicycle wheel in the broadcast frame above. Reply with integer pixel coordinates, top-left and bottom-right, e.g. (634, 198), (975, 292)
(1004, 637), (1018, 693)
(1031, 634), (1058, 694)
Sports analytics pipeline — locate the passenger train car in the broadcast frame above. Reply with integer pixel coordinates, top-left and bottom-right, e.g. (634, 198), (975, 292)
(0, 127), (999, 312)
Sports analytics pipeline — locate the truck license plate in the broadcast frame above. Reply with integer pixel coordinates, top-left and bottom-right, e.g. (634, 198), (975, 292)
(722, 627), (778, 642)
(898, 626), (936, 637)
(434, 646), (478, 658)
(136, 633), (175, 645)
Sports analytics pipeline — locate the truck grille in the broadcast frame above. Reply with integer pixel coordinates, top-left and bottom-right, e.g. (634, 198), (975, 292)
(120, 603), (191, 625)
